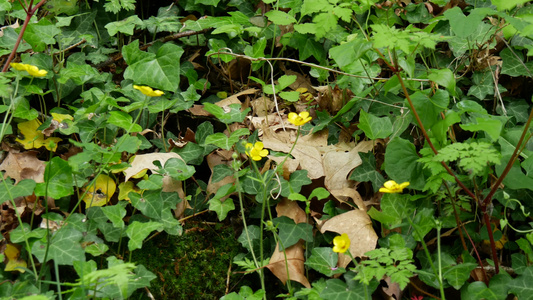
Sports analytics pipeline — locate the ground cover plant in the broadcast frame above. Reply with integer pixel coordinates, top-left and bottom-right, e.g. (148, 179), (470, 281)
(2, 0), (533, 299)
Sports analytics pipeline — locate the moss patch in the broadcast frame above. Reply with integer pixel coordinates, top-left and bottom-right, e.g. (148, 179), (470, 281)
(130, 222), (250, 299)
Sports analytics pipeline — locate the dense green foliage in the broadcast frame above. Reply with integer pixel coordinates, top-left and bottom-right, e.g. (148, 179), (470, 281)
(2, 0), (533, 299)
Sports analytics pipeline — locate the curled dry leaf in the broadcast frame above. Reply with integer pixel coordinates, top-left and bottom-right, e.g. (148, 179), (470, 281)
(323, 148), (362, 191)
(267, 199), (310, 288)
(124, 152), (185, 181)
(319, 210), (378, 269)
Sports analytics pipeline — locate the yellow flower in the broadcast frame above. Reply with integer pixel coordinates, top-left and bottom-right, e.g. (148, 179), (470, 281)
(10, 63), (47, 77)
(379, 180), (410, 193)
(246, 142), (269, 161)
(10, 63), (28, 71)
(133, 85), (164, 97)
(25, 65), (47, 77)
(288, 111), (312, 126)
(333, 233), (350, 253)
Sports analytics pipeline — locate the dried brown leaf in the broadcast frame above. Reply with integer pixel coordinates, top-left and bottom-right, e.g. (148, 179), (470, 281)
(0, 151), (45, 183)
(319, 210), (378, 268)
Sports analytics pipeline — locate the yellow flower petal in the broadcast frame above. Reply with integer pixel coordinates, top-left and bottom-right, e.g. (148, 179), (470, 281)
(83, 174), (116, 207)
(25, 65), (47, 77)
(287, 111), (312, 126)
(10, 63), (28, 71)
(332, 233), (351, 253)
(246, 141), (268, 161)
(133, 85), (164, 97)
(379, 180), (410, 193)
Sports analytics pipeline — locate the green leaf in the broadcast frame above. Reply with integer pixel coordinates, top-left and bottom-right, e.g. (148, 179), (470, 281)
(287, 32), (326, 62)
(467, 70), (494, 100)
(60, 11), (98, 49)
(281, 170), (312, 197)
(349, 152), (385, 192)
(279, 91), (300, 102)
(305, 247), (345, 276)
(137, 174), (163, 190)
(428, 69), (456, 96)
(409, 89), (449, 129)
(273, 216), (313, 249)
(21, 18), (61, 52)
(101, 202), (127, 229)
(205, 128), (250, 150)
(108, 111), (142, 132)
(501, 48), (533, 77)
(105, 15), (143, 36)
(116, 134), (141, 153)
(444, 263), (478, 290)
(32, 227), (84, 265)
(212, 164), (234, 183)
(163, 158), (196, 181)
(35, 157), (73, 199)
(434, 142), (501, 176)
(320, 278), (367, 300)
(124, 43), (184, 91)
(126, 221), (163, 251)
(209, 197), (235, 221)
(460, 117), (503, 141)
(329, 38), (372, 69)
(508, 266), (533, 299)
(130, 190), (164, 219)
(0, 179), (36, 204)
(122, 40), (152, 65)
(380, 193), (415, 225)
(203, 103), (251, 124)
(265, 10), (296, 25)
(384, 138), (426, 190)
(358, 110), (393, 140)
(492, 0), (529, 11)
(309, 187), (330, 201)
(443, 7), (489, 38)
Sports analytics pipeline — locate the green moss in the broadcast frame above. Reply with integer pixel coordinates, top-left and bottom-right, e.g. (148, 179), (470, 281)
(130, 222), (251, 300)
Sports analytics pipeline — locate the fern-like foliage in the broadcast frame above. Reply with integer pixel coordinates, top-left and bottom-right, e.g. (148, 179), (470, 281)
(418, 142), (501, 192)
(104, 0), (136, 13)
(353, 247), (416, 290)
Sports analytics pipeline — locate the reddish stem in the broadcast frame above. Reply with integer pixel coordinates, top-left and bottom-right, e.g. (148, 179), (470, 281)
(1, 0), (48, 73)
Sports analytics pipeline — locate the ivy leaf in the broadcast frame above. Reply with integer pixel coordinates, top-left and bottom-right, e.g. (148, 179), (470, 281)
(320, 278), (368, 300)
(0, 179), (36, 204)
(508, 266), (533, 299)
(108, 111), (142, 132)
(280, 170), (312, 197)
(32, 227), (84, 265)
(35, 157), (73, 199)
(428, 68), (456, 96)
(101, 202), (127, 229)
(443, 262), (478, 290)
(203, 103), (251, 124)
(126, 221), (163, 251)
(208, 183), (236, 221)
(105, 15), (143, 36)
(162, 158), (196, 181)
(104, 0), (136, 13)
(130, 190), (163, 219)
(124, 43), (184, 91)
(329, 38), (372, 69)
(21, 18), (61, 52)
(273, 216), (313, 249)
(349, 152), (385, 192)
(384, 138), (426, 190)
(205, 128), (250, 150)
(358, 110), (393, 140)
(305, 247), (345, 276)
